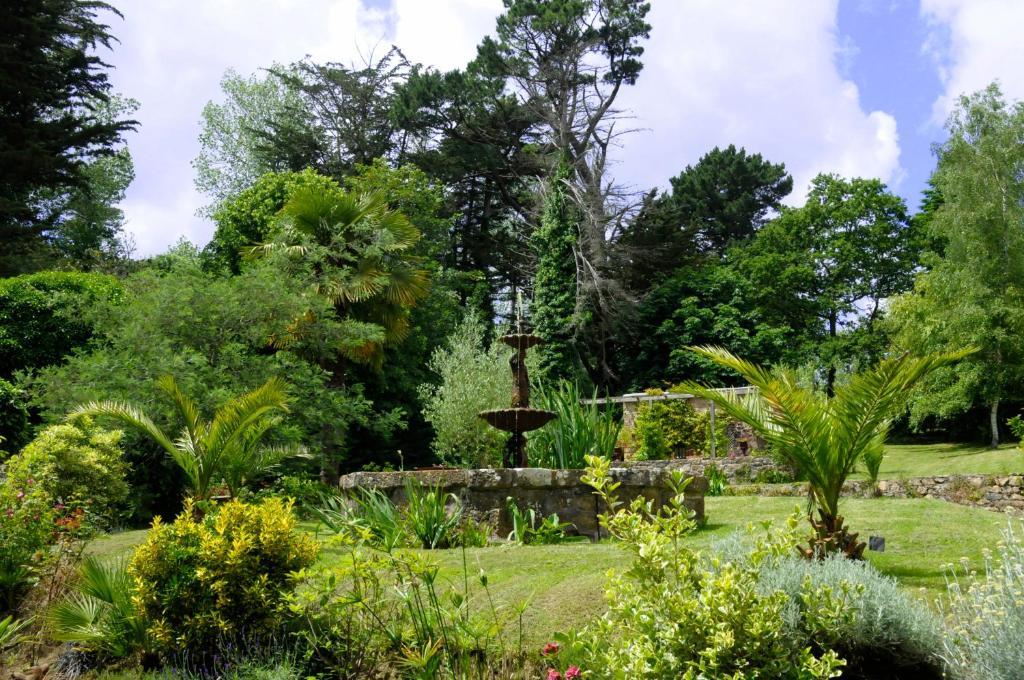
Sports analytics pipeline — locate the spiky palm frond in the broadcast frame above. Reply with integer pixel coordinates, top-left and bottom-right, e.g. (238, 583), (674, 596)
(677, 345), (971, 557)
(68, 377), (291, 501)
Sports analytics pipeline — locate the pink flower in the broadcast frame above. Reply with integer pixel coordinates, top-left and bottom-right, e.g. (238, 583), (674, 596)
(547, 670), (561, 680)
(565, 666), (581, 680)
(542, 642), (560, 657)
(16, 490), (24, 501)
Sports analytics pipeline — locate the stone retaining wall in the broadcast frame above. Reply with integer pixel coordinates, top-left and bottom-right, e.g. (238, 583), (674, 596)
(729, 473), (1024, 512)
(339, 464), (707, 540)
(660, 456), (791, 483)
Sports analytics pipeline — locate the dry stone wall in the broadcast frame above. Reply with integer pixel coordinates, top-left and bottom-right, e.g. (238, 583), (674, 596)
(730, 473), (1024, 512)
(339, 464), (707, 540)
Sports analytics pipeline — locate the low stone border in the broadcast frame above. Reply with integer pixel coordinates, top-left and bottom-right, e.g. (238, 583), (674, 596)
(727, 473), (1024, 512)
(339, 464), (707, 540)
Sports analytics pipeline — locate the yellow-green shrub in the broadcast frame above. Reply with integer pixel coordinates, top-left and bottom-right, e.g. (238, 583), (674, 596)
(128, 498), (319, 653)
(10, 419), (129, 526)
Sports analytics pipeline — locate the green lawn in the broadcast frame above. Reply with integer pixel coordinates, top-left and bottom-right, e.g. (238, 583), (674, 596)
(88, 495), (1013, 647)
(851, 441), (1023, 480)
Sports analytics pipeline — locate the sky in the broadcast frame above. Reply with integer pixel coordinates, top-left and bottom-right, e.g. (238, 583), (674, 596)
(98, 0), (1024, 257)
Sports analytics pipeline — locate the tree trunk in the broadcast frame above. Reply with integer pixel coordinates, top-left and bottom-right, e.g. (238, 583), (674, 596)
(990, 399), (1000, 448)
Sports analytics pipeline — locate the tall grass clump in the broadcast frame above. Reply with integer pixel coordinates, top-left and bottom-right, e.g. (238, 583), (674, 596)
(941, 520), (1024, 680)
(530, 381), (620, 468)
(404, 479), (462, 549)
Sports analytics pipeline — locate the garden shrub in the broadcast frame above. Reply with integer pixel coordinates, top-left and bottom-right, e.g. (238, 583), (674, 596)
(419, 313), (510, 468)
(0, 271), (123, 378)
(128, 498), (318, 655)
(941, 520), (1024, 680)
(0, 463), (56, 612)
(404, 479), (462, 549)
(630, 396), (731, 460)
(758, 556), (944, 677)
(1007, 414), (1024, 447)
(9, 419), (130, 527)
(565, 456), (851, 678)
(0, 378), (30, 457)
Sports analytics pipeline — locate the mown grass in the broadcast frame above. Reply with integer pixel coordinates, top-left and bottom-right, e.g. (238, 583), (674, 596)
(855, 441), (1023, 480)
(87, 495), (1013, 647)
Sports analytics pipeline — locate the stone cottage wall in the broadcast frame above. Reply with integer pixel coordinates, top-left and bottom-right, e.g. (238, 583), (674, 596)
(339, 463), (707, 540)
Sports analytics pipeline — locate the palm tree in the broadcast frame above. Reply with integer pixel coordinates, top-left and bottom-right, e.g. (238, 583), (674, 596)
(68, 376), (294, 501)
(253, 186), (430, 366)
(676, 346), (970, 559)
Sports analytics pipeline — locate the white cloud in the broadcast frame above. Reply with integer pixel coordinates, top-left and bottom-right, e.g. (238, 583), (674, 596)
(104, 0), (500, 256)
(107, 0), (908, 256)
(615, 0), (902, 203)
(921, 0), (1024, 122)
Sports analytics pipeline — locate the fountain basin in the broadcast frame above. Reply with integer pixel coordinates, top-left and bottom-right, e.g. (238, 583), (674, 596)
(479, 407), (556, 432)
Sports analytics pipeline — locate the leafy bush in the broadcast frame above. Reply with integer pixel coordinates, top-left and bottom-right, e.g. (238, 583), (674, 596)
(419, 314), (511, 468)
(50, 556), (150, 659)
(1008, 414), (1024, 447)
(630, 397), (730, 460)
(941, 520), (1024, 679)
(530, 381), (621, 468)
(568, 455), (847, 678)
(9, 419), (129, 526)
(128, 498), (318, 655)
(404, 479), (462, 549)
(0, 461), (56, 612)
(0, 378), (30, 456)
(0, 271), (123, 378)
(315, 487), (407, 552)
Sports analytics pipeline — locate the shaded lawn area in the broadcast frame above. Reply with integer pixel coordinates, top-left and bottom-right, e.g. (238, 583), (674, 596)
(853, 441), (1023, 480)
(87, 496), (1013, 646)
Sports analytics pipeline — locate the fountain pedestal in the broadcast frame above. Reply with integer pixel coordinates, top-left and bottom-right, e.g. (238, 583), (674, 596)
(478, 333), (556, 467)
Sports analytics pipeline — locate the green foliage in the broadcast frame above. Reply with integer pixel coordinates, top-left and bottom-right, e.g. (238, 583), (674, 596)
(206, 169), (339, 273)
(1008, 414), (1024, 446)
(49, 556), (149, 659)
(317, 487), (407, 552)
(403, 479), (462, 550)
(740, 174), (919, 393)
(194, 66), (305, 206)
(529, 381), (621, 468)
(758, 555), (943, 676)
(0, 0), (136, 274)
(29, 253), (377, 517)
(0, 270), (123, 377)
(0, 615), (29, 651)
(621, 263), (800, 389)
(678, 345), (968, 558)
(0, 451), (56, 612)
(619, 144), (792, 284)
(505, 498), (571, 545)
(531, 160), (581, 383)
(629, 397), (729, 460)
(941, 520), (1024, 680)
(704, 463), (728, 496)
(573, 456), (846, 678)
(256, 178), (431, 366)
(0, 378), (30, 455)
(69, 375), (294, 502)
(11, 419), (129, 526)
(128, 498), (318, 655)
(887, 83), (1024, 447)
(418, 314), (511, 468)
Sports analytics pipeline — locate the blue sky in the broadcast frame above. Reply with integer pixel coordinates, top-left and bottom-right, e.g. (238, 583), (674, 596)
(100, 0), (1024, 256)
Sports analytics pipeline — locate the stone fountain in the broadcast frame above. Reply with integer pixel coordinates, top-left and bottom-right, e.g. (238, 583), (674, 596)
(478, 332), (556, 467)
